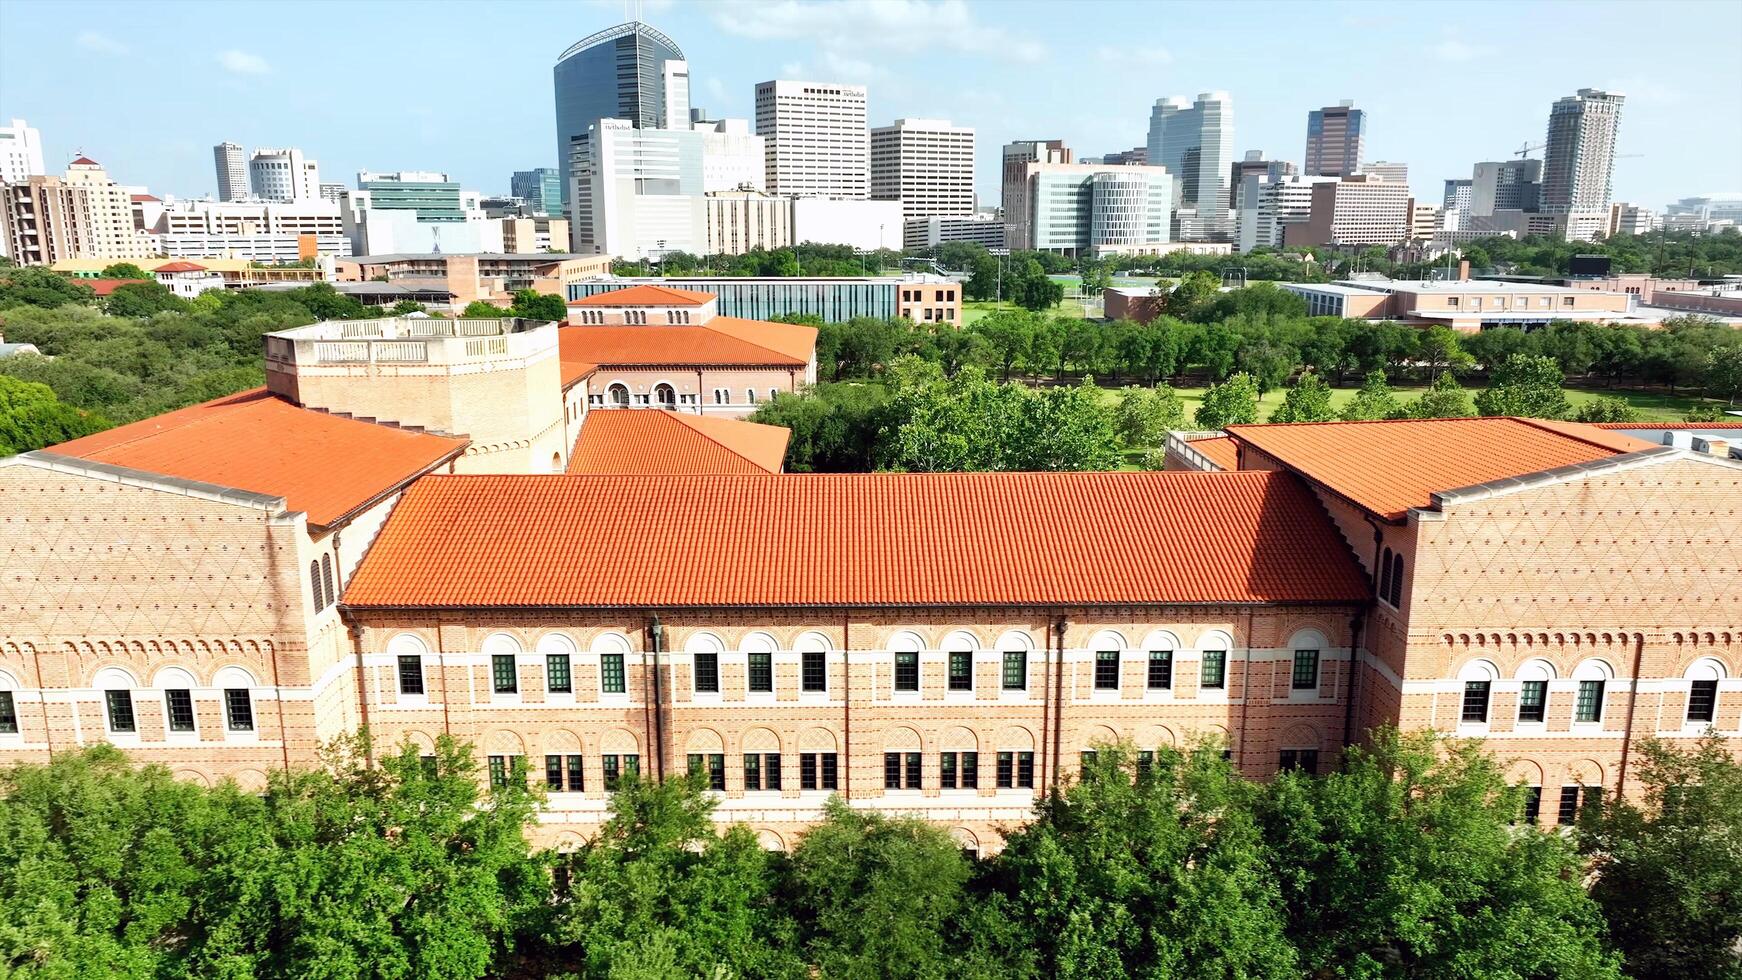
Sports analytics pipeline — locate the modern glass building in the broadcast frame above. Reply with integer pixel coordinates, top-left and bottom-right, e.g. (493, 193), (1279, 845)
(510, 168), (563, 215)
(568, 277), (911, 322)
(552, 22), (689, 207)
(355, 172), (468, 223)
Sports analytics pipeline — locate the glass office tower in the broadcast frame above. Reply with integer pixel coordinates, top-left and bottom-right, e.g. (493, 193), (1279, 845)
(552, 21), (688, 207)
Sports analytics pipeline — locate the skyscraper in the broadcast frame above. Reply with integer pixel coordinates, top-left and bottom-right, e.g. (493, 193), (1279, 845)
(1001, 139), (1072, 250)
(1469, 159), (1542, 217)
(1304, 101), (1364, 177)
(870, 118), (975, 221)
(1147, 92), (1234, 240)
(1228, 150), (1295, 210)
(552, 22), (689, 207)
(1541, 88), (1624, 214)
(511, 168), (563, 215)
(213, 141), (247, 201)
(249, 148), (320, 202)
(755, 80), (869, 199)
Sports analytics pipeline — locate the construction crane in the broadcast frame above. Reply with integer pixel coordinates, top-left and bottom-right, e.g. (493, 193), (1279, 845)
(1514, 141), (1546, 159)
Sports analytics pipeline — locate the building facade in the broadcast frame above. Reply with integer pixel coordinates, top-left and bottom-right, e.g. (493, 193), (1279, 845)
(705, 191), (793, 255)
(342, 172), (499, 255)
(1281, 276), (1634, 329)
(870, 118), (975, 221)
(1, 118), (45, 184)
(1001, 139), (1072, 251)
(902, 213), (1005, 251)
(1288, 173), (1410, 248)
(1470, 159), (1542, 217)
(568, 119), (707, 258)
(1, 157), (155, 265)
(755, 80), (869, 199)
(1235, 174), (1338, 253)
(511, 168), (564, 215)
(1304, 101), (1364, 178)
(568, 275), (960, 324)
(1228, 151), (1294, 210)
(790, 198), (903, 251)
(248, 148), (320, 203)
(211, 142), (248, 202)
(1147, 92), (1234, 240)
(1021, 162), (1174, 258)
(552, 21), (689, 207)
(1541, 88), (1624, 215)
(692, 118), (767, 194)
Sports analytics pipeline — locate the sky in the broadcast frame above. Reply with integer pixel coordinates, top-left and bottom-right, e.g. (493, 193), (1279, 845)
(2, 0), (1739, 210)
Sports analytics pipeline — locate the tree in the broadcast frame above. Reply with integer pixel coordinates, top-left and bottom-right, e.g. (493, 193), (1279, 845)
(1164, 270), (1222, 322)
(1007, 376), (1122, 471)
(1707, 345), (1742, 406)
(285, 281), (367, 320)
(1195, 372), (1260, 428)
(460, 300), (504, 318)
(103, 281), (187, 318)
(509, 288), (568, 322)
(749, 383), (891, 472)
(790, 797), (975, 980)
(1415, 325), (1474, 380)
(970, 309), (1036, 382)
(1573, 396), (1639, 423)
(1255, 729), (1622, 979)
(997, 743), (1297, 979)
(1114, 385), (1185, 449)
(0, 374), (107, 455)
(0, 266), (96, 309)
(1009, 258), (1064, 313)
(1475, 353), (1572, 419)
(1581, 735), (1742, 980)
(388, 299), (426, 315)
(1402, 371), (1476, 419)
(1683, 404), (1727, 423)
(1339, 369), (1401, 421)
(99, 262), (153, 281)
(1267, 371), (1336, 423)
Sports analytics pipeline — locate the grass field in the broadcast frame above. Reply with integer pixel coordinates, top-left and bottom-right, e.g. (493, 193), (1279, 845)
(1089, 382), (1713, 424)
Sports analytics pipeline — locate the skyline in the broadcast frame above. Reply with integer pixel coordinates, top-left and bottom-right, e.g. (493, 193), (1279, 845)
(1, 0), (1739, 211)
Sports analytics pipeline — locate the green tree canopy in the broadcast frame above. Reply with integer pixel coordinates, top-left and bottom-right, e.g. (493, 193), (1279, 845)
(1113, 385), (1186, 449)
(99, 262), (154, 281)
(0, 374), (108, 455)
(1573, 395), (1640, 423)
(1267, 371), (1336, 423)
(1402, 371), (1476, 419)
(1339, 369), (1401, 421)
(508, 289), (568, 322)
(1475, 353), (1573, 419)
(1194, 372), (1260, 428)
(103, 281), (188, 319)
(1009, 258), (1064, 313)
(0, 267), (96, 309)
(460, 300), (503, 318)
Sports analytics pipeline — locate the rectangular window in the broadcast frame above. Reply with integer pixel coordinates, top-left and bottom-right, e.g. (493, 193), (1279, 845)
(748, 651), (773, 693)
(0, 691), (18, 734)
(708, 754), (725, 791)
(600, 653), (626, 695)
(106, 690), (136, 733)
(884, 752), (901, 789)
(1292, 649), (1320, 691)
(894, 651), (919, 691)
(744, 753), (762, 791)
(765, 753), (781, 791)
(1137, 750), (1154, 777)
(905, 751), (922, 790)
(489, 755), (508, 790)
(1002, 650), (1026, 690)
(802, 752), (819, 790)
(961, 751), (978, 789)
(1575, 680), (1604, 723)
(1017, 751), (1035, 788)
(693, 652), (720, 694)
(997, 751), (1014, 788)
(1094, 650), (1120, 690)
(948, 651), (972, 691)
(1522, 786), (1542, 825)
(224, 689), (253, 731)
(1558, 785), (1580, 824)
(1461, 680), (1491, 723)
(1201, 650), (1226, 690)
(546, 654), (572, 694)
(165, 690), (196, 732)
(566, 755), (584, 791)
(603, 754), (622, 790)
(821, 752), (838, 790)
(802, 651), (826, 692)
(492, 654), (518, 694)
(546, 754), (564, 789)
(1147, 649), (1173, 690)
(1279, 749), (1319, 774)
(1080, 750), (1098, 779)
(1518, 680), (1547, 722)
(941, 752), (957, 789)
(398, 655), (424, 695)
(1688, 679), (1718, 723)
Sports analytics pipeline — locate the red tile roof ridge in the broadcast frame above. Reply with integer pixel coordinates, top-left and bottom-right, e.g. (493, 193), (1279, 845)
(1508, 417), (1656, 453)
(566, 411), (788, 475)
(568, 283), (716, 306)
(1593, 419), (1742, 429)
(660, 412), (789, 471)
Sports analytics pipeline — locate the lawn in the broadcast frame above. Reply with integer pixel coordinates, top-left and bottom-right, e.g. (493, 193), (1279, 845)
(1089, 382), (1712, 424)
(963, 297), (1099, 325)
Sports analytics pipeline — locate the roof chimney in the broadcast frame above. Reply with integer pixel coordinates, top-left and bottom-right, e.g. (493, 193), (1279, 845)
(1691, 436), (1729, 458)
(1457, 259), (1471, 282)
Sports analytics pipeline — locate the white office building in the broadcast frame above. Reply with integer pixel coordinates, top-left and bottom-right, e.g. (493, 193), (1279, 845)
(212, 142), (247, 201)
(903, 213), (1005, 250)
(249, 148), (321, 203)
(341, 172), (501, 255)
(0, 119), (44, 185)
(146, 198), (350, 260)
(1235, 174), (1339, 253)
(755, 80), (869, 199)
(705, 190), (792, 254)
(1148, 92), (1234, 241)
(691, 117), (766, 193)
(1001, 139), (1073, 250)
(1358, 161), (1408, 187)
(1022, 163), (1173, 258)
(569, 118), (707, 258)
(870, 118), (975, 221)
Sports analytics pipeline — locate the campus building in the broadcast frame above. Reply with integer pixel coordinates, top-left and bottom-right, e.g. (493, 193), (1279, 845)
(2, 314), (1737, 852)
(1281, 276), (1635, 330)
(567, 275), (960, 325)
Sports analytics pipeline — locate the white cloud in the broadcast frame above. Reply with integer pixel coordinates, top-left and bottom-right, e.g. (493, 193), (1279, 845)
(711, 0), (1046, 69)
(1430, 38), (1495, 63)
(218, 49), (271, 75)
(76, 31), (129, 55)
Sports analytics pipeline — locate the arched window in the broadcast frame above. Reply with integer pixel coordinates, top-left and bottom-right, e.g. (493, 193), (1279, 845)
(796, 631), (831, 694)
(607, 383), (630, 407)
(1377, 547), (1393, 606)
(890, 632), (924, 693)
(1573, 659), (1613, 724)
(942, 631), (977, 692)
(1090, 630), (1125, 692)
(215, 666), (258, 733)
(1516, 659), (1555, 724)
(1388, 552), (1404, 607)
(310, 560), (325, 610)
(321, 554), (335, 608)
(1458, 660), (1499, 724)
(96, 667), (138, 735)
(654, 383), (676, 409)
(743, 632), (778, 695)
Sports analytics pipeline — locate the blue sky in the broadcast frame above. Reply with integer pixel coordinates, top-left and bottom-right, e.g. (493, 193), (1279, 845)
(2, 0), (1738, 209)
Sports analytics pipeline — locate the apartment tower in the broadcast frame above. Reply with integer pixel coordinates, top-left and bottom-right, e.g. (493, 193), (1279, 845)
(213, 142), (247, 201)
(755, 80), (869, 199)
(870, 118), (975, 221)
(1541, 88), (1625, 214)
(248, 148), (320, 203)
(1, 118), (45, 184)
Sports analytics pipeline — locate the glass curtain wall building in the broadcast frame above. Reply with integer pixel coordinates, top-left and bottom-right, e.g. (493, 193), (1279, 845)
(552, 21), (689, 207)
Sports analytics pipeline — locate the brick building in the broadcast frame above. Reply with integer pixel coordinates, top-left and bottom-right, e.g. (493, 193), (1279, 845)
(2, 319), (1737, 850)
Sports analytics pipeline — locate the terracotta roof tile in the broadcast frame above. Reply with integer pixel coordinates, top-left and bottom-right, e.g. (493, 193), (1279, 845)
(45, 389), (468, 529)
(1227, 417), (1654, 522)
(568, 284), (716, 307)
(1594, 420), (1742, 430)
(85, 278), (149, 296)
(567, 410), (788, 475)
(1187, 436), (1239, 470)
(153, 261), (208, 273)
(70, 156), (99, 166)
(343, 470), (1369, 609)
(558, 324), (813, 370)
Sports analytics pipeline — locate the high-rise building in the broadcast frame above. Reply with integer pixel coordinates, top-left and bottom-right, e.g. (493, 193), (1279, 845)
(1235, 174), (1339, 253)
(1, 157), (154, 264)
(249, 148), (320, 202)
(1001, 139), (1072, 250)
(1359, 161), (1408, 187)
(1442, 179), (1473, 214)
(212, 142), (247, 201)
(870, 118), (975, 221)
(754, 80), (869, 199)
(319, 183), (347, 204)
(690, 118), (766, 193)
(1470, 159), (1541, 217)
(1228, 151), (1295, 210)
(511, 168), (564, 215)
(341, 171), (499, 254)
(1291, 173), (1411, 247)
(1304, 101), (1364, 177)
(552, 22), (689, 206)
(1541, 88), (1625, 214)
(569, 119), (707, 257)
(1147, 92), (1234, 240)
(1099, 147), (1148, 166)
(1, 118), (45, 184)
(1607, 203), (1655, 238)
(1019, 162), (1174, 257)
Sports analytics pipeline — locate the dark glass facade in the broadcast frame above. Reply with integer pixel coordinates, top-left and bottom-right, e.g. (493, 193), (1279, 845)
(553, 22), (686, 207)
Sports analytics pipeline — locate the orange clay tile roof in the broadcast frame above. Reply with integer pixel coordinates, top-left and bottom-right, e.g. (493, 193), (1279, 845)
(342, 470), (1369, 609)
(558, 321), (815, 374)
(44, 389), (468, 530)
(152, 261), (208, 273)
(1594, 420), (1742, 430)
(1187, 436), (1239, 470)
(567, 410), (788, 475)
(85, 278), (149, 296)
(1226, 417), (1656, 522)
(567, 284), (716, 307)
